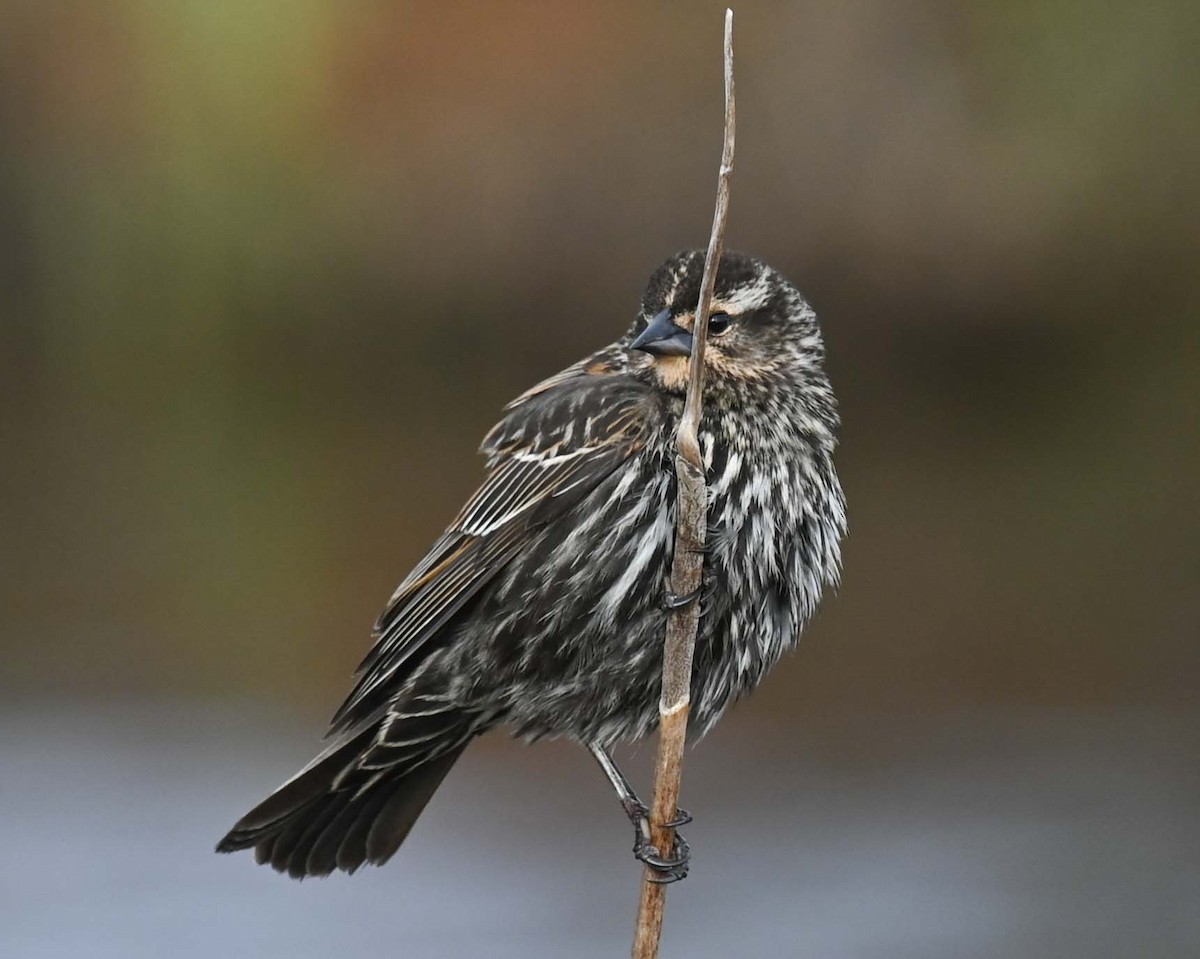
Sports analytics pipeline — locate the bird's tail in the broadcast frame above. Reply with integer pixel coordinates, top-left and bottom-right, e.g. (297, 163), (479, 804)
(216, 724), (469, 878)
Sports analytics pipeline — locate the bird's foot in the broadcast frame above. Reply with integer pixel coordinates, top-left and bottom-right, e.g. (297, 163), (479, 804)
(663, 587), (700, 610)
(634, 831), (691, 884)
(622, 798), (693, 883)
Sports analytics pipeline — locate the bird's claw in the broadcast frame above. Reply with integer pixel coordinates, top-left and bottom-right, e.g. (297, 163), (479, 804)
(634, 831), (691, 883)
(663, 807), (692, 828)
(621, 800), (692, 835)
(664, 588), (700, 610)
(622, 801), (693, 882)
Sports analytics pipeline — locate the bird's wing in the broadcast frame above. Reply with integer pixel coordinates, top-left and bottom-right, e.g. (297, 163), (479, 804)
(327, 353), (649, 735)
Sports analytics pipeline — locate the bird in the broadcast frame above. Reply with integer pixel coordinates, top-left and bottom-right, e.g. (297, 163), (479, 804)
(216, 249), (847, 882)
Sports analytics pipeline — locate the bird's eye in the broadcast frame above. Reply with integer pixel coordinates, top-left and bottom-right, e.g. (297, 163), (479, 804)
(707, 312), (733, 335)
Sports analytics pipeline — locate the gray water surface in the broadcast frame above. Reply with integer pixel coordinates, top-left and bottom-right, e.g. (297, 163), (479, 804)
(2, 704), (1196, 958)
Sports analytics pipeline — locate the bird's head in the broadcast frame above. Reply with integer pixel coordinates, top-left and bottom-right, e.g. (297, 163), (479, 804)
(625, 250), (826, 403)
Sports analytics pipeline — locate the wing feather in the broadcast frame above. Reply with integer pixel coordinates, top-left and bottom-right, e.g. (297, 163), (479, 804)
(327, 356), (648, 735)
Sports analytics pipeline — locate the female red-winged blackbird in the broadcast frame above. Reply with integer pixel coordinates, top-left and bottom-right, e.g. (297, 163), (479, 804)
(217, 250), (846, 881)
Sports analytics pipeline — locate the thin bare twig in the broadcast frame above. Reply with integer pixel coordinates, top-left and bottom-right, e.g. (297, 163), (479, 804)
(631, 10), (736, 959)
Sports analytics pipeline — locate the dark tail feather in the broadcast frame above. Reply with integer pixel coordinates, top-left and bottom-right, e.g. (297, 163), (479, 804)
(217, 731), (467, 878)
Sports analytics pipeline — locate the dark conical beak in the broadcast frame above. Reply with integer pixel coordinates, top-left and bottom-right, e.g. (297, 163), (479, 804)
(630, 309), (693, 357)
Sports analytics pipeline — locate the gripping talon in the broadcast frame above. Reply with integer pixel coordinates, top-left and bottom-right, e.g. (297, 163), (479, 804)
(634, 831), (691, 883)
(664, 588), (700, 610)
(663, 808), (692, 828)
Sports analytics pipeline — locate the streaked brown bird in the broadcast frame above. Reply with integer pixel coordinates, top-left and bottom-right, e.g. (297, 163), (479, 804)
(217, 250), (846, 881)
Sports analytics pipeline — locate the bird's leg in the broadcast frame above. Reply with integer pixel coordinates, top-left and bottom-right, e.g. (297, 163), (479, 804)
(589, 742), (651, 835)
(588, 743), (691, 883)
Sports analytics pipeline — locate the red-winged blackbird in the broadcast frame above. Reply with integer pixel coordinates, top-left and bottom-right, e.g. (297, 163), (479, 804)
(217, 250), (846, 881)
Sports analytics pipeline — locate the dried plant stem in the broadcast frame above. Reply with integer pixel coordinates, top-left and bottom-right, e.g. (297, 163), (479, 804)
(631, 10), (736, 959)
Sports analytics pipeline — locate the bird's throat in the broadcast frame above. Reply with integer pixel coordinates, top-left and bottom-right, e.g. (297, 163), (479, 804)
(652, 355), (691, 392)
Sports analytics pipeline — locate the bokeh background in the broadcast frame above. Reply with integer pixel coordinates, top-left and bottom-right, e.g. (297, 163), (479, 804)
(2, 2), (1197, 957)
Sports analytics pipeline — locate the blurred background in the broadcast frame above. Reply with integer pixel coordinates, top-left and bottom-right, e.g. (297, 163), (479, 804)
(2, 2), (1197, 956)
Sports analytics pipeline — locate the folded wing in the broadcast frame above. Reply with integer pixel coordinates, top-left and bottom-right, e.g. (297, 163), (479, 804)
(328, 356), (649, 735)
